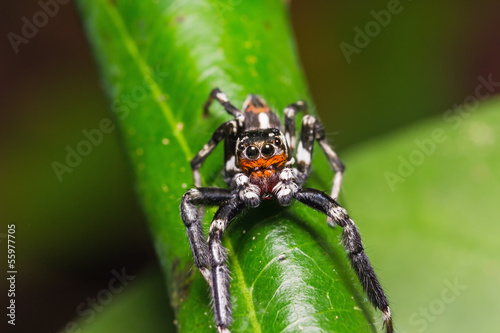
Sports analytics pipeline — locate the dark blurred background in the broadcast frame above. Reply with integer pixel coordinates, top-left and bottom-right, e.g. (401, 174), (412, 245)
(1, 1), (499, 332)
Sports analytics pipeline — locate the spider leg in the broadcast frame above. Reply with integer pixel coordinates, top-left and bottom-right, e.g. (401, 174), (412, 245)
(231, 173), (261, 208)
(283, 100), (308, 156)
(208, 198), (245, 332)
(180, 188), (233, 286)
(295, 114), (345, 225)
(294, 188), (393, 333)
(273, 167), (299, 206)
(295, 115), (345, 200)
(203, 88), (244, 124)
(190, 120), (238, 188)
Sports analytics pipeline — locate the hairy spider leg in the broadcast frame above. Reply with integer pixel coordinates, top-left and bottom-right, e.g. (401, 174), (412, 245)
(190, 120), (239, 188)
(200, 88), (247, 186)
(294, 188), (393, 333)
(284, 100), (308, 156)
(181, 188), (234, 287)
(293, 114), (345, 227)
(203, 88), (243, 119)
(295, 114), (345, 198)
(207, 199), (245, 333)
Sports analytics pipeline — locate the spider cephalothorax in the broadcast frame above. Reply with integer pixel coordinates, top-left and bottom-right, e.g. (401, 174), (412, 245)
(236, 128), (288, 198)
(180, 88), (393, 333)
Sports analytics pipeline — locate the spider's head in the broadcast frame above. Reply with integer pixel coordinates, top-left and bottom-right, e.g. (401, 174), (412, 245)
(235, 128), (288, 174)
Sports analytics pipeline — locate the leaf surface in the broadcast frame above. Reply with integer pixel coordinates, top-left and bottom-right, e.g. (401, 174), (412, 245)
(77, 0), (377, 332)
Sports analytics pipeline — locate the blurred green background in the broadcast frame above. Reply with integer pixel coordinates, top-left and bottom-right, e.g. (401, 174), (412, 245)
(1, 1), (499, 332)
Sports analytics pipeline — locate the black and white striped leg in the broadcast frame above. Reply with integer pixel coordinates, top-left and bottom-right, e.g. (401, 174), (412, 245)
(284, 100), (308, 156)
(295, 114), (344, 227)
(180, 188), (233, 286)
(208, 199), (245, 333)
(190, 120), (238, 187)
(294, 188), (393, 333)
(295, 115), (344, 199)
(203, 88), (245, 125)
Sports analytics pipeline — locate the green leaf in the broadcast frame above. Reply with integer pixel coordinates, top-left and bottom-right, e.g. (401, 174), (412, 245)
(76, 0), (377, 332)
(342, 97), (500, 333)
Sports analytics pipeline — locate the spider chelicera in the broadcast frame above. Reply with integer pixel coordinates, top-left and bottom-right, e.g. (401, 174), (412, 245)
(180, 88), (393, 333)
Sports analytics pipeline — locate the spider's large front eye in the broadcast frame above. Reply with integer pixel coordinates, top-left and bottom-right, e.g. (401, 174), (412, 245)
(261, 144), (275, 157)
(246, 146), (259, 159)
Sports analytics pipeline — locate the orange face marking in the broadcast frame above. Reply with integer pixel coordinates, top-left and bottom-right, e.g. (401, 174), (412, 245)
(238, 152), (287, 174)
(245, 103), (271, 114)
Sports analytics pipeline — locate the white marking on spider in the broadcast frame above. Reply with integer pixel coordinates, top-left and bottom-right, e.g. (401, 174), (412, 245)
(296, 141), (311, 165)
(183, 203), (198, 222)
(279, 188), (291, 197)
(273, 181), (298, 205)
(284, 107), (295, 117)
(225, 156), (236, 171)
(211, 242), (226, 264)
(209, 219), (225, 234)
(241, 188), (261, 207)
(303, 114), (316, 126)
(285, 158), (296, 167)
(244, 191), (259, 200)
(234, 173), (249, 186)
(236, 114), (245, 127)
(216, 92), (228, 103)
(382, 307), (392, 322)
(187, 188), (201, 197)
(279, 168), (294, 181)
(199, 143), (212, 157)
(258, 112), (270, 128)
(328, 206), (347, 221)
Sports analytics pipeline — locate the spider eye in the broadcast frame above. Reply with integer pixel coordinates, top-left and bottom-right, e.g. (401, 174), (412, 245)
(246, 146), (259, 159)
(261, 144), (275, 157)
(237, 143), (245, 151)
(273, 138), (281, 146)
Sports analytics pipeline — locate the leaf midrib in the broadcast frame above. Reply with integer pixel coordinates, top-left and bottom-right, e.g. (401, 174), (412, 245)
(102, 2), (263, 332)
(104, 0), (192, 160)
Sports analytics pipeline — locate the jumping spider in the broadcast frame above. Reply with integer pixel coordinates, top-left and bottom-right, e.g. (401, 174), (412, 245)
(180, 88), (393, 332)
